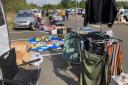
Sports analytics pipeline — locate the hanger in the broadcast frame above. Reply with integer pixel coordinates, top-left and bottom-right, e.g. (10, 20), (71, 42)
(89, 38), (123, 44)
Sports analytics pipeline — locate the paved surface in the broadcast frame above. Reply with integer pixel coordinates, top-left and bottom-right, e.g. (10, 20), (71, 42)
(65, 15), (84, 29)
(38, 50), (79, 85)
(9, 15), (128, 85)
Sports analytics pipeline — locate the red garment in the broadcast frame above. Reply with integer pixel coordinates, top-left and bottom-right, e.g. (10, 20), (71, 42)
(106, 43), (122, 84)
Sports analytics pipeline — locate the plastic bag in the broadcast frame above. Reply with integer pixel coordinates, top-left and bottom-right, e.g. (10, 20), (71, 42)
(30, 51), (43, 67)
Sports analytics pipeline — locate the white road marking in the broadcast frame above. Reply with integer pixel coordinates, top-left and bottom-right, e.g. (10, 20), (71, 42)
(11, 39), (29, 42)
(9, 31), (43, 34)
(91, 25), (101, 28)
(42, 52), (62, 57)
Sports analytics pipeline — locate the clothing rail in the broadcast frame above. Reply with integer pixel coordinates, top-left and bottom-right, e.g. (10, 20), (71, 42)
(88, 38), (123, 44)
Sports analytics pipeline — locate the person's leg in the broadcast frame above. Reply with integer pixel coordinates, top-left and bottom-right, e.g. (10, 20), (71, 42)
(121, 15), (128, 24)
(67, 15), (69, 20)
(63, 16), (65, 21)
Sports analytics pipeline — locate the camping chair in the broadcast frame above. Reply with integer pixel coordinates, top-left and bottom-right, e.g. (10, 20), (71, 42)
(11, 42), (31, 65)
(0, 48), (41, 85)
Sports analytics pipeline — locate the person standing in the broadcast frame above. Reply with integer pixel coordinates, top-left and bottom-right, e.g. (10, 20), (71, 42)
(37, 10), (42, 24)
(66, 10), (69, 20)
(117, 7), (128, 24)
(119, 7), (125, 22)
(60, 9), (65, 21)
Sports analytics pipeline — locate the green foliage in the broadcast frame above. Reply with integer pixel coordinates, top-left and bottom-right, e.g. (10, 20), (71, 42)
(43, 4), (57, 10)
(57, 4), (63, 9)
(2, 0), (86, 14)
(42, 0), (86, 10)
(3, 0), (40, 13)
(77, 1), (86, 8)
(60, 0), (73, 8)
(116, 1), (128, 9)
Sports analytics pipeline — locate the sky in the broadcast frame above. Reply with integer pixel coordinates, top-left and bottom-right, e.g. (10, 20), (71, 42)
(26, 0), (82, 6)
(26, 0), (127, 6)
(26, 0), (62, 6)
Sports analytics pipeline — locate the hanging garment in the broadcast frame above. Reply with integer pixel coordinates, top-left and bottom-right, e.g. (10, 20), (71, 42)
(81, 31), (110, 41)
(63, 31), (82, 62)
(83, 39), (105, 55)
(85, 0), (117, 26)
(109, 43), (122, 75)
(81, 32), (110, 55)
(106, 43), (122, 84)
(80, 49), (107, 85)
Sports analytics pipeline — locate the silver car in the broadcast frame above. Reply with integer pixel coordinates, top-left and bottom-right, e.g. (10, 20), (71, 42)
(124, 9), (128, 21)
(13, 10), (36, 30)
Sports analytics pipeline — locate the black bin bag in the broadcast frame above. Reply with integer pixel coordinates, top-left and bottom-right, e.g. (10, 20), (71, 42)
(0, 48), (41, 85)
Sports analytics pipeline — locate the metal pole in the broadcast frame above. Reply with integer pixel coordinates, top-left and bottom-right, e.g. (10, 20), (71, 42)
(75, 0), (78, 30)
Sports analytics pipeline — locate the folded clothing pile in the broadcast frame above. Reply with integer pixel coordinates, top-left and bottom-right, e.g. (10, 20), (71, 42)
(29, 36), (64, 52)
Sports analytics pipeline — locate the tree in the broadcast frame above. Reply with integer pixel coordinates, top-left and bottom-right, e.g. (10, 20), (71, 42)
(77, 1), (86, 8)
(3, 0), (40, 13)
(43, 4), (57, 10)
(116, 1), (128, 9)
(60, 0), (73, 8)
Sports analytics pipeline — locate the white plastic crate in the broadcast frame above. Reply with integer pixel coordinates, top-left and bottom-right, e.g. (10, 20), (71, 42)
(110, 73), (128, 85)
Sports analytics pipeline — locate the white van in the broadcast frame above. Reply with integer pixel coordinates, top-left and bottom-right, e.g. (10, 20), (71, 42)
(0, 0), (10, 56)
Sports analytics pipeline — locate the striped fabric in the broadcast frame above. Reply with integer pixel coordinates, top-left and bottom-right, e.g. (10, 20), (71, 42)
(106, 43), (122, 84)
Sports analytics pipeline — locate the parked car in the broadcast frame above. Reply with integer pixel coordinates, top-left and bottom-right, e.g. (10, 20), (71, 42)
(82, 9), (86, 17)
(49, 15), (64, 26)
(68, 8), (76, 15)
(123, 9), (128, 21)
(53, 19), (64, 26)
(13, 10), (37, 30)
(51, 10), (59, 16)
(77, 8), (83, 15)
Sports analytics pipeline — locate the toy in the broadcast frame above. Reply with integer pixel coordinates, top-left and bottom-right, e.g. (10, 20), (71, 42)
(29, 35), (64, 52)
(35, 37), (41, 42)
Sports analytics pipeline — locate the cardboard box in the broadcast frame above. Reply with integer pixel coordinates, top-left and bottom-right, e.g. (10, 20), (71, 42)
(11, 42), (31, 65)
(51, 29), (57, 35)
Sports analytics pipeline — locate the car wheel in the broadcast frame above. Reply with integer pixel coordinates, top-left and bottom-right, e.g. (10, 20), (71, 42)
(29, 23), (35, 31)
(31, 26), (36, 31)
(123, 16), (128, 21)
(13, 27), (16, 30)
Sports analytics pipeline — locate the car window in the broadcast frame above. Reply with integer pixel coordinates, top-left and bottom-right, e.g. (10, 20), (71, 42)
(55, 20), (63, 23)
(0, 7), (5, 26)
(17, 12), (33, 17)
(124, 10), (128, 13)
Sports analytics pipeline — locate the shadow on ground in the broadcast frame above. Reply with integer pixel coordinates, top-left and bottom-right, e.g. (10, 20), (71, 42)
(48, 49), (80, 85)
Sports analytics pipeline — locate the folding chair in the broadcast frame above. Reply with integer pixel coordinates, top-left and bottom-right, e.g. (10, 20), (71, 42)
(0, 48), (41, 85)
